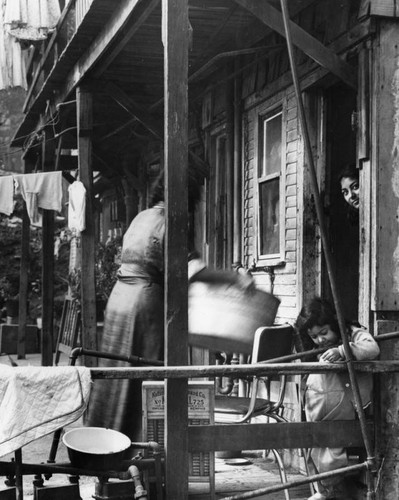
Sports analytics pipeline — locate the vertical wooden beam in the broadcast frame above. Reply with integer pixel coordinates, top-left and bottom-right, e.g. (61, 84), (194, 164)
(371, 20), (399, 311)
(233, 59), (243, 267)
(225, 62), (234, 269)
(77, 87), (98, 364)
(358, 44), (372, 328)
(41, 127), (55, 366)
(370, 19), (399, 498)
(162, 0), (189, 498)
(17, 202), (30, 359)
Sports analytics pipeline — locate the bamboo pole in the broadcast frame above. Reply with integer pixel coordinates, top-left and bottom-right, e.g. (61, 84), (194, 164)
(279, 0), (376, 483)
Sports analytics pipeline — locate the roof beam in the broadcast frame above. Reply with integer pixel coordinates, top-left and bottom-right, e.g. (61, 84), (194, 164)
(57, 0), (160, 105)
(104, 82), (209, 176)
(105, 82), (163, 139)
(233, 0), (357, 89)
(92, 0), (160, 78)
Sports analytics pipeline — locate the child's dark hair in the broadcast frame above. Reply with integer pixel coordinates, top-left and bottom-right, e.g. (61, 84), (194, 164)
(295, 297), (340, 351)
(337, 163), (359, 185)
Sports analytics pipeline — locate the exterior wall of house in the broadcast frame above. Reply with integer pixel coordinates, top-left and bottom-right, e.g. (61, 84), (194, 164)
(243, 89), (300, 325)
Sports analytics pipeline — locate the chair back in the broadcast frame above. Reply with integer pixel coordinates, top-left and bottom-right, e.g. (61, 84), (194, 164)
(54, 296), (81, 365)
(251, 324), (294, 364)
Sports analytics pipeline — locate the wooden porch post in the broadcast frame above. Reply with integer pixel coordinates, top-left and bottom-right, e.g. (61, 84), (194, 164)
(225, 62), (235, 269)
(233, 59), (243, 268)
(77, 86), (98, 364)
(41, 127), (56, 366)
(17, 201), (30, 359)
(162, 0), (189, 498)
(369, 19), (399, 499)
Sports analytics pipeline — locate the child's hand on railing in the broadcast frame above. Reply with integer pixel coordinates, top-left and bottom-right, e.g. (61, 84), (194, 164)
(319, 347), (343, 363)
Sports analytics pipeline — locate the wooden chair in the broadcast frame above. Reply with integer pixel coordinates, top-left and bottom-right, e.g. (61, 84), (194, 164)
(54, 296), (81, 365)
(214, 324), (302, 500)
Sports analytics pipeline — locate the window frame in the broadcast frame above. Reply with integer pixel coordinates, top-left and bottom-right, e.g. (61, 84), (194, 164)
(255, 105), (286, 266)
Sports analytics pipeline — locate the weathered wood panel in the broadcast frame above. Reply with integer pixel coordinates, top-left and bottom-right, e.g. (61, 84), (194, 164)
(163, 0), (190, 498)
(41, 127), (56, 366)
(77, 87), (98, 363)
(188, 421), (372, 452)
(370, 0), (399, 17)
(371, 21), (399, 310)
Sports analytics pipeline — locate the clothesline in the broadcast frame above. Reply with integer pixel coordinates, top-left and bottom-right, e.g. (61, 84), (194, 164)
(0, 171), (86, 232)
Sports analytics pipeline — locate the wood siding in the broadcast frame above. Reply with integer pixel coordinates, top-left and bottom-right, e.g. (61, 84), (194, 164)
(243, 90), (299, 324)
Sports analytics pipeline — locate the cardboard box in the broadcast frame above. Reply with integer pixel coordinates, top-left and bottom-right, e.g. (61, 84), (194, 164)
(142, 381), (215, 498)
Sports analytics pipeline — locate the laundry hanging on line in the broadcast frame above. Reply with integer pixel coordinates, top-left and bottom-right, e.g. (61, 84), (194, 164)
(0, 171), (63, 226)
(0, 171), (88, 231)
(68, 180), (86, 233)
(4, 0), (61, 42)
(0, 175), (15, 215)
(0, 0), (27, 89)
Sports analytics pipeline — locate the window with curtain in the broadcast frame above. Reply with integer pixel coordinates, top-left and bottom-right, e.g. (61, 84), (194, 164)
(257, 110), (283, 260)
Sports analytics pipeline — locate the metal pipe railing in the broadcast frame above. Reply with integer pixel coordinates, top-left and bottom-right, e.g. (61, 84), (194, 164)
(220, 462), (369, 500)
(85, 360), (399, 379)
(279, 3), (376, 499)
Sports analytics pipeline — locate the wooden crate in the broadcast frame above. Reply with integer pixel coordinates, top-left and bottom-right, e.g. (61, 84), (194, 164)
(142, 381), (215, 498)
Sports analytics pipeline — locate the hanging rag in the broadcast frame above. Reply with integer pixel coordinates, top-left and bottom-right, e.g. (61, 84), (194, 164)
(0, 175), (14, 215)
(15, 171), (63, 225)
(0, 0), (27, 89)
(4, 0), (61, 41)
(0, 365), (92, 457)
(68, 180), (86, 233)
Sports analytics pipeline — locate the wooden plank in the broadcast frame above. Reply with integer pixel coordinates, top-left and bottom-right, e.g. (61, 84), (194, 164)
(357, 44), (370, 161)
(76, 87), (98, 365)
(370, 0), (398, 17)
(359, 160), (372, 328)
(17, 201), (30, 359)
(92, 0), (160, 77)
(188, 421), (373, 452)
(370, 21), (399, 310)
(163, 1), (189, 499)
(41, 127), (56, 366)
(234, 0), (357, 89)
(233, 58), (243, 266)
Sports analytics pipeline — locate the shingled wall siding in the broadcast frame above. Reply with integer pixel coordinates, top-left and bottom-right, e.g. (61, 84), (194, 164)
(243, 90), (300, 325)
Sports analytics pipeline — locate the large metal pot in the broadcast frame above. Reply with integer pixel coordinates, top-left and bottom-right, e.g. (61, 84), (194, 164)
(189, 282), (280, 354)
(62, 427), (131, 471)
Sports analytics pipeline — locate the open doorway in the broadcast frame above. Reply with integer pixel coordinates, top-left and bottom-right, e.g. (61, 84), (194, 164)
(323, 83), (358, 320)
